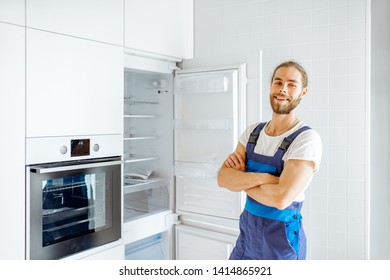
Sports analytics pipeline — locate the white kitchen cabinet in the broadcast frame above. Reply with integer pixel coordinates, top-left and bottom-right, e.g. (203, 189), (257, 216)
(0, 0), (25, 26)
(26, 0), (123, 46)
(124, 0), (194, 60)
(26, 29), (123, 138)
(0, 23), (25, 260)
(62, 242), (124, 260)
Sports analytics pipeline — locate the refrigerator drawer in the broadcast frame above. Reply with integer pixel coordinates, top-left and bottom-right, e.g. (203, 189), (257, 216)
(125, 232), (169, 260)
(123, 179), (170, 222)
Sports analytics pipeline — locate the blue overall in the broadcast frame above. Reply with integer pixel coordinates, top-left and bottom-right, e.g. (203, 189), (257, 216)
(229, 122), (311, 260)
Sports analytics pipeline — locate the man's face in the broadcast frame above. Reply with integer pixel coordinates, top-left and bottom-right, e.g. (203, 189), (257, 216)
(269, 66), (307, 115)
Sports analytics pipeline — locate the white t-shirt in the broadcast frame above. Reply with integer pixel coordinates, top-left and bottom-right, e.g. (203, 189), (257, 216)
(239, 121), (322, 202)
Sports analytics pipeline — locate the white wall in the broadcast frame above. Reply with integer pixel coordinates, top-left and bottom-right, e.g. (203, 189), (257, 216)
(195, 0), (369, 259)
(370, 0), (390, 260)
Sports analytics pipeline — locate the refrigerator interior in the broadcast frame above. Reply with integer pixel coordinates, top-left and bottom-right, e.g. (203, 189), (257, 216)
(123, 69), (174, 223)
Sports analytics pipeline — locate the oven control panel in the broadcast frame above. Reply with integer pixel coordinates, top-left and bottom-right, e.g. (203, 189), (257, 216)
(26, 134), (122, 164)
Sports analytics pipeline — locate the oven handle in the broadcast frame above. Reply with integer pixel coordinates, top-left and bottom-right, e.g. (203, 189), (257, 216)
(30, 160), (122, 174)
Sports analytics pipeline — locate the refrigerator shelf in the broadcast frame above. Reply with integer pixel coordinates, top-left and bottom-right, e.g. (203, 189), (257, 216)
(124, 114), (158, 118)
(124, 98), (159, 105)
(124, 135), (158, 141)
(123, 178), (169, 194)
(124, 155), (159, 163)
(174, 89), (231, 95)
(174, 119), (233, 130)
(124, 208), (167, 223)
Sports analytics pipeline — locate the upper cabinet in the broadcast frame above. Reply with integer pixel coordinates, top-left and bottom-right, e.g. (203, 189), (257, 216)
(26, 29), (123, 138)
(124, 0), (194, 60)
(26, 0), (123, 46)
(0, 0), (25, 26)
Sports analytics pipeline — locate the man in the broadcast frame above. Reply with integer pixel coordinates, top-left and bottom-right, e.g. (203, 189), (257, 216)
(217, 61), (322, 260)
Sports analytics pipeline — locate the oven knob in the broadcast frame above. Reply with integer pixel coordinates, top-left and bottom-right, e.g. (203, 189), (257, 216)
(60, 146), (68, 154)
(93, 144), (100, 152)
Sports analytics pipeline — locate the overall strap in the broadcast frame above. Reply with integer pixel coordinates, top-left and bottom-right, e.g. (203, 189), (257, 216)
(276, 126), (311, 155)
(246, 122), (267, 158)
(272, 125), (311, 174)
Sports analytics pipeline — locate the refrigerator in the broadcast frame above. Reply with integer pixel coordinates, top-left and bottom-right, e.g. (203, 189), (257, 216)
(122, 53), (252, 260)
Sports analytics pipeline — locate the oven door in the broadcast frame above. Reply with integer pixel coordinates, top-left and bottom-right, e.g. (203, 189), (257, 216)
(26, 157), (121, 260)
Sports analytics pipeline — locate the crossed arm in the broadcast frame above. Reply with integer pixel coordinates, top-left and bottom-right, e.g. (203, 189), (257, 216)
(217, 142), (315, 210)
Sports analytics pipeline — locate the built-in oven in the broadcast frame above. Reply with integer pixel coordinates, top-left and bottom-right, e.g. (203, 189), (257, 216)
(25, 135), (122, 260)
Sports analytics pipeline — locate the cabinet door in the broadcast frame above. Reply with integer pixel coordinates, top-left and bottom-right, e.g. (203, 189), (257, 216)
(176, 225), (237, 260)
(124, 0), (193, 59)
(26, 0), (123, 45)
(0, 0), (25, 25)
(26, 29), (123, 138)
(0, 23), (25, 260)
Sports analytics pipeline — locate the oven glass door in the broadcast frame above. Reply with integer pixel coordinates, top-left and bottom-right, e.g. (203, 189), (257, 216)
(27, 157), (121, 260)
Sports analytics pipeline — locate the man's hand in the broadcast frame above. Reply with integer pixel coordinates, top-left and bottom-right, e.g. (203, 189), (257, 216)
(224, 152), (246, 171)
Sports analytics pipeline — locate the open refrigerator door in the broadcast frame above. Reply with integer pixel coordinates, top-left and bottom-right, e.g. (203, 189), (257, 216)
(173, 65), (247, 259)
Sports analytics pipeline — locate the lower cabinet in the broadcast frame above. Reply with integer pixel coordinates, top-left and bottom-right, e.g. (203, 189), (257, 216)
(78, 244), (125, 260)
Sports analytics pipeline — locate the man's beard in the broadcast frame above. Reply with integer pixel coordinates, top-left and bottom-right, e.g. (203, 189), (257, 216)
(270, 93), (302, 114)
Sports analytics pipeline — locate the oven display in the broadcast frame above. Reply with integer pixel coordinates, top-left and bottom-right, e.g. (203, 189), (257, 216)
(71, 139), (90, 157)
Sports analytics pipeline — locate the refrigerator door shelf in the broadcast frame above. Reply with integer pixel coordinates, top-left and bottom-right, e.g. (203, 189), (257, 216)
(176, 176), (242, 219)
(174, 161), (220, 179)
(174, 119), (233, 130)
(174, 129), (234, 164)
(174, 71), (234, 95)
